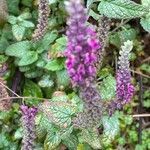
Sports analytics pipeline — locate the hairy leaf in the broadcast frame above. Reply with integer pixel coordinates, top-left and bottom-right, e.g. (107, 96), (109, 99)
(79, 129), (101, 149)
(140, 14), (150, 32)
(98, 0), (148, 19)
(18, 51), (38, 66)
(12, 24), (25, 41)
(45, 59), (64, 71)
(23, 79), (43, 105)
(99, 75), (116, 100)
(102, 113), (119, 139)
(5, 41), (31, 58)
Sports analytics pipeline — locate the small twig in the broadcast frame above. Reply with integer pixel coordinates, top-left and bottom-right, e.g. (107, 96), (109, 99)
(0, 80), (20, 97)
(133, 114), (150, 118)
(0, 96), (47, 101)
(130, 69), (150, 79)
(141, 57), (150, 63)
(109, 19), (131, 35)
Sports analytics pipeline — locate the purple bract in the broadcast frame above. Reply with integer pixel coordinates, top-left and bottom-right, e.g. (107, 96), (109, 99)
(20, 105), (38, 150)
(65, 0), (101, 87)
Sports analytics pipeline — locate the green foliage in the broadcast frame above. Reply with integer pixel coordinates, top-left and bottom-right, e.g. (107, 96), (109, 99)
(98, 0), (148, 19)
(45, 59), (64, 71)
(78, 129), (101, 149)
(23, 79), (43, 105)
(99, 74), (116, 100)
(6, 41), (31, 58)
(0, 0), (149, 149)
(102, 113), (119, 139)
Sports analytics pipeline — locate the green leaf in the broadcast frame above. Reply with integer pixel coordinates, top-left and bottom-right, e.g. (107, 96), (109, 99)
(0, 55), (8, 63)
(12, 24), (25, 41)
(102, 113), (119, 139)
(37, 31), (58, 53)
(89, 9), (100, 20)
(21, 0), (33, 7)
(87, 0), (94, 8)
(23, 79), (43, 105)
(140, 13), (150, 32)
(19, 20), (35, 28)
(56, 70), (70, 88)
(0, 37), (9, 53)
(8, 16), (17, 25)
(40, 101), (75, 127)
(24, 69), (43, 78)
(79, 129), (101, 149)
(142, 0), (150, 8)
(7, 0), (20, 15)
(18, 51), (38, 66)
(44, 132), (61, 150)
(99, 75), (116, 100)
(5, 41), (31, 58)
(62, 134), (78, 150)
(98, 0), (148, 19)
(14, 128), (23, 139)
(38, 75), (54, 88)
(45, 59), (64, 71)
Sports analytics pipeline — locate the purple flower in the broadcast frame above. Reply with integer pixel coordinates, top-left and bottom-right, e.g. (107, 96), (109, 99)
(20, 105), (38, 150)
(116, 40), (134, 105)
(65, 0), (101, 87)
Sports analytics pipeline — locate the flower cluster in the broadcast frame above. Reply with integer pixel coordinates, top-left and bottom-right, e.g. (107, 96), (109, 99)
(32, 0), (50, 41)
(20, 105), (38, 150)
(97, 16), (110, 70)
(65, 0), (101, 87)
(116, 40), (134, 105)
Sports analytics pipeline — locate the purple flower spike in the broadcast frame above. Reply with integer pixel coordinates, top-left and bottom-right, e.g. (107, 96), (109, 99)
(116, 40), (134, 105)
(65, 0), (101, 87)
(20, 105), (38, 150)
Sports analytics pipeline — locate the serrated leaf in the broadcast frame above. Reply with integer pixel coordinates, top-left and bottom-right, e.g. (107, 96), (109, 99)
(18, 51), (38, 66)
(62, 134), (78, 150)
(40, 101), (75, 127)
(98, 0), (148, 19)
(56, 70), (70, 88)
(37, 31), (58, 53)
(45, 59), (64, 71)
(23, 79), (43, 105)
(14, 128), (23, 139)
(19, 20), (35, 28)
(12, 24), (25, 41)
(44, 132), (61, 150)
(140, 13), (150, 32)
(99, 75), (116, 100)
(102, 113), (119, 139)
(5, 41), (31, 58)
(8, 16), (17, 25)
(79, 129), (101, 149)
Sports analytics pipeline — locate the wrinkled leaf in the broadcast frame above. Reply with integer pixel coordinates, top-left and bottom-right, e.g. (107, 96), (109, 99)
(23, 79), (43, 105)
(98, 0), (148, 19)
(12, 24), (25, 41)
(18, 51), (38, 66)
(99, 75), (116, 100)
(5, 41), (31, 58)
